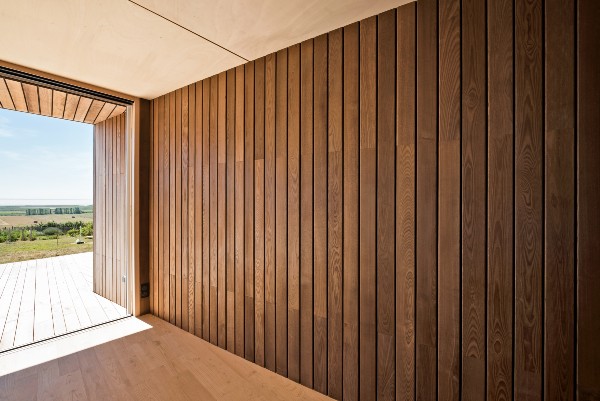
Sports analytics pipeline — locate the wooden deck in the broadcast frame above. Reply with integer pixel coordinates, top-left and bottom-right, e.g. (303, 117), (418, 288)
(0, 252), (127, 352)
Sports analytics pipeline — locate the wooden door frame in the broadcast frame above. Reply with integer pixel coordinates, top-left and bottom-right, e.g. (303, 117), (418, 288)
(0, 60), (147, 316)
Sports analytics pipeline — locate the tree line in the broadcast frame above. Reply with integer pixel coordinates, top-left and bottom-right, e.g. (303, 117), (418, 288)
(25, 207), (82, 215)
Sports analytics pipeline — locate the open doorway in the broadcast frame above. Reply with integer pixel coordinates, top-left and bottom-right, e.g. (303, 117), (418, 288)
(0, 70), (131, 352)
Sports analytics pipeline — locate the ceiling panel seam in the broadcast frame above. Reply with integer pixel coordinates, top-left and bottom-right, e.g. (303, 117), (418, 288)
(128, 0), (250, 62)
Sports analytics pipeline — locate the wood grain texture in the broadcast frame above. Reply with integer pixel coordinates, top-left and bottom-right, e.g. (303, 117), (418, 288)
(203, 82), (211, 340)
(300, 38), (314, 388)
(438, 0), (461, 400)
(265, 53), (277, 372)
(515, 0), (543, 398)
(359, 16), (377, 401)
(210, 77), (218, 345)
(545, 0), (575, 400)
(245, 61), (255, 362)
(275, 49), (288, 377)
(254, 57), (266, 366)
(144, 2), (588, 400)
(396, 5), (416, 401)
(487, 0), (514, 399)
(235, 66), (246, 357)
(461, 0), (487, 399)
(93, 114), (128, 309)
(328, 28), (343, 400)
(218, 72), (227, 348)
(416, 0), (438, 400)
(577, 0), (600, 399)
(313, 33), (328, 395)
(377, 10), (396, 401)
(287, 44), (301, 383)
(226, 70), (236, 351)
(0, 78), (124, 123)
(343, 22), (360, 401)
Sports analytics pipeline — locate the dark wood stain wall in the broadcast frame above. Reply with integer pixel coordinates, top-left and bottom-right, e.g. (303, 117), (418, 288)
(94, 113), (128, 308)
(147, 0), (600, 400)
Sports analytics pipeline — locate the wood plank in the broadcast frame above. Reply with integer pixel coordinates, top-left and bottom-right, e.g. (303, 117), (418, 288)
(287, 43), (300, 383)
(109, 105), (126, 119)
(328, 28), (343, 399)
(194, 82), (203, 337)
(38, 87), (52, 116)
(95, 102), (116, 124)
(264, 52), (277, 372)
(0, 78), (15, 109)
(160, 94), (169, 322)
(343, 21), (360, 401)
(218, 71), (227, 348)
(275, 48), (288, 377)
(396, 5), (416, 401)
(202, 81), (211, 341)
(416, 0), (438, 399)
(182, 85), (190, 332)
(299, 38), (314, 388)
(85, 100), (105, 124)
(5, 80), (27, 112)
(53, 257), (82, 332)
(226, 71), (235, 351)
(376, 10), (396, 401)
(577, 0), (600, 398)
(14, 262), (39, 347)
(169, 90), (176, 325)
(74, 97), (93, 122)
(544, 0), (575, 399)
(515, 0), (543, 398)
(0, 264), (25, 350)
(254, 57), (266, 366)
(438, 0), (461, 400)
(63, 93), (81, 120)
(461, 0), (486, 399)
(359, 16), (377, 401)
(487, 0), (514, 399)
(244, 62), (255, 361)
(313, 34), (328, 393)
(235, 66), (245, 357)
(176, 88), (183, 328)
(51, 91), (67, 119)
(21, 83), (40, 114)
(33, 259), (54, 341)
(210, 76), (219, 345)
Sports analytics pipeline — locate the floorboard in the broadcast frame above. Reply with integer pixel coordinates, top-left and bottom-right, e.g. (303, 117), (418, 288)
(0, 253), (127, 352)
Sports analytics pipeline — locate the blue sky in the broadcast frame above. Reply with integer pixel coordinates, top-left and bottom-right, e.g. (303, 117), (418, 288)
(0, 108), (93, 206)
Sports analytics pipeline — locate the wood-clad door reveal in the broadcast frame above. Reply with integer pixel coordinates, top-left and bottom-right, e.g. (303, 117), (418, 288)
(0, 66), (133, 313)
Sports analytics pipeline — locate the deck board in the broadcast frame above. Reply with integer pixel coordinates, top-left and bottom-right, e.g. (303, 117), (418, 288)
(0, 252), (128, 352)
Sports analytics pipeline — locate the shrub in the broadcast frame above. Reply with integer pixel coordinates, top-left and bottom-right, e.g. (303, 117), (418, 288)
(43, 227), (62, 236)
(67, 228), (79, 237)
(81, 222), (93, 237)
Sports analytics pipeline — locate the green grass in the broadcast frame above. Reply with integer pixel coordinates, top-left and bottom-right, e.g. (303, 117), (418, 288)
(0, 235), (93, 264)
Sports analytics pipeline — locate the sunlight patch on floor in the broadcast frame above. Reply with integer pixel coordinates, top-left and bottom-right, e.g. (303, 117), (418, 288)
(0, 316), (152, 376)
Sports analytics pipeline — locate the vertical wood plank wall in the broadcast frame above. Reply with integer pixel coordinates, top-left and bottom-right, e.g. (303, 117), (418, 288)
(147, 0), (600, 400)
(94, 113), (127, 308)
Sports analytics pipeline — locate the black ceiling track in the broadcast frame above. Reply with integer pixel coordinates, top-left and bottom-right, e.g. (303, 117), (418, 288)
(0, 66), (134, 106)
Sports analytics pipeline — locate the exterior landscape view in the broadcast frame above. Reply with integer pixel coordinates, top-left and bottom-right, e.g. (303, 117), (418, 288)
(0, 204), (93, 264)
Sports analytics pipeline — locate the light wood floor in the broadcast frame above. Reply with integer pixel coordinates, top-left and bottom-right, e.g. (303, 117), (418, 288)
(0, 314), (333, 401)
(0, 252), (127, 352)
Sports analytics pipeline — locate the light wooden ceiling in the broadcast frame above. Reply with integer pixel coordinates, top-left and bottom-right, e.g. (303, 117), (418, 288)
(0, 77), (126, 124)
(0, 0), (413, 100)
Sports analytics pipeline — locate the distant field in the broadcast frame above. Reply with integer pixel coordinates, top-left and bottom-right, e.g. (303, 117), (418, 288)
(0, 213), (93, 228)
(0, 205), (93, 228)
(0, 236), (93, 264)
